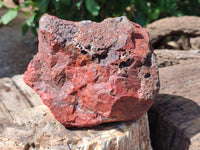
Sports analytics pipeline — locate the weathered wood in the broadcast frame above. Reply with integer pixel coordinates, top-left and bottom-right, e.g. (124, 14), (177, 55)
(0, 77), (31, 115)
(12, 75), (42, 107)
(155, 49), (200, 67)
(190, 133), (200, 150)
(159, 61), (200, 102)
(147, 16), (200, 45)
(0, 75), (42, 132)
(148, 60), (200, 150)
(0, 105), (152, 150)
(0, 102), (12, 132)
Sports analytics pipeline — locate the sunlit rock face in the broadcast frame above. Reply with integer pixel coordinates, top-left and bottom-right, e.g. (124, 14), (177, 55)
(24, 14), (159, 128)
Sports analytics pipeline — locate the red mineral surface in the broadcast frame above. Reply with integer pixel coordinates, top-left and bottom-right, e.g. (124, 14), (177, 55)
(23, 14), (160, 127)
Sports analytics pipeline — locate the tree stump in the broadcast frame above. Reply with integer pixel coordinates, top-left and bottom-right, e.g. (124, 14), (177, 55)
(0, 105), (152, 150)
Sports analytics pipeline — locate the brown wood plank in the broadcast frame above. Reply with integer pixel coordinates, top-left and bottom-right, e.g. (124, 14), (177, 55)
(12, 75), (43, 107)
(0, 77), (31, 116)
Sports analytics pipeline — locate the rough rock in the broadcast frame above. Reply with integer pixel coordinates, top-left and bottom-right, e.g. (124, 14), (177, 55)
(154, 49), (200, 67)
(148, 60), (200, 150)
(23, 15), (159, 127)
(0, 105), (152, 150)
(147, 16), (200, 46)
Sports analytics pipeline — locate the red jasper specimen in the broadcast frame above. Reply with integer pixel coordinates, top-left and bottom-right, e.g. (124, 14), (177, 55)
(23, 15), (159, 127)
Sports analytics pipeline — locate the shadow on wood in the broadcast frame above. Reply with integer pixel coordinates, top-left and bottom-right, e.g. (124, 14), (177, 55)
(148, 94), (200, 150)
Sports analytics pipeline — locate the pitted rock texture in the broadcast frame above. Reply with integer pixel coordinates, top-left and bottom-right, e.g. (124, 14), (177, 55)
(23, 14), (159, 128)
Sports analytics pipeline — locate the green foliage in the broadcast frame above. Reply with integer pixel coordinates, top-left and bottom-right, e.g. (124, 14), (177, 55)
(0, 8), (18, 24)
(85, 0), (100, 16)
(22, 13), (35, 35)
(0, 1), (3, 8)
(0, 0), (200, 35)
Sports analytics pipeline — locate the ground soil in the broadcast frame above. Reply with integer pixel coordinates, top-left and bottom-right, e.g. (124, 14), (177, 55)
(0, 8), (37, 78)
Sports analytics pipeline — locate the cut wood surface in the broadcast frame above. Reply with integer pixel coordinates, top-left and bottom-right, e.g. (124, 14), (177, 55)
(0, 75), (41, 132)
(12, 75), (43, 106)
(0, 77), (31, 114)
(0, 106), (152, 150)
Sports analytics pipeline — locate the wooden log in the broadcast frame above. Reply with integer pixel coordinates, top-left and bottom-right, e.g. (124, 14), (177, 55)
(0, 77), (33, 132)
(0, 77), (31, 115)
(147, 16), (200, 45)
(12, 75), (42, 107)
(0, 75), (42, 132)
(0, 102), (12, 132)
(0, 105), (152, 150)
(154, 49), (200, 67)
(149, 60), (200, 150)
